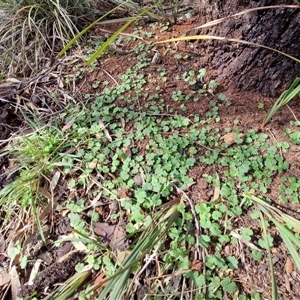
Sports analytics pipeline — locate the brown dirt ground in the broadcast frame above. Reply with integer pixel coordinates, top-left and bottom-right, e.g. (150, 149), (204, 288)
(1, 17), (300, 299)
(89, 20), (300, 300)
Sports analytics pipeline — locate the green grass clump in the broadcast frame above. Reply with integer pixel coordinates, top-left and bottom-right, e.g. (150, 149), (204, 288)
(260, 78), (300, 130)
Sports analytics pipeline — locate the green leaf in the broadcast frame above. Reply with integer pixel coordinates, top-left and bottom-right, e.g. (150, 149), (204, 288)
(198, 68), (206, 78)
(226, 256), (239, 269)
(221, 276), (237, 293)
(134, 189), (147, 203)
(258, 102), (264, 109)
(193, 273), (206, 288)
(210, 223), (221, 236)
(212, 210), (222, 220)
(75, 263), (85, 272)
(206, 255), (227, 270)
(8, 245), (21, 260)
(289, 131), (300, 144)
(251, 291), (262, 300)
(250, 209), (260, 219)
(220, 185), (232, 197)
(218, 93), (226, 101)
(178, 255), (189, 269)
(241, 228), (253, 242)
(177, 203), (186, 214)
(258, 233), (274, 249)
(199, 235), (211, 248)
(20, 256), (28, 269)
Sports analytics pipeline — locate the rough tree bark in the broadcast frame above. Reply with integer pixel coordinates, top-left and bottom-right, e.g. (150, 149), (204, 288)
(191, 0), (300, 96)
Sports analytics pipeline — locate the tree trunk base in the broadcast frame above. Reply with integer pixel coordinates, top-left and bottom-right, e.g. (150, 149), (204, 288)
(193, 0), (300, 96)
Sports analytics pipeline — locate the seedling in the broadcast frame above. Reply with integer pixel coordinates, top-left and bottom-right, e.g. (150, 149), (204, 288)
(182, 68), (206, 85)
(172, 90), (185, 101)
(258, 102), (264, 109)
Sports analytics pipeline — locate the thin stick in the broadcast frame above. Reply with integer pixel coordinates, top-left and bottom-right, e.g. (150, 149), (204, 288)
(101, 68), (119, 85)
(286, 104), (300, 124)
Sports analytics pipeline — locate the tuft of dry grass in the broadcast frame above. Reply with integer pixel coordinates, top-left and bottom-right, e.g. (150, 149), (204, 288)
(0, 0), (140, 78)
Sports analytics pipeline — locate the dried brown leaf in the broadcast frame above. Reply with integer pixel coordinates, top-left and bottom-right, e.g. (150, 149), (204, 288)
(190, 259), (203, 272)
(221, 132), (244, 146)
(115, 249), (131, 266)
(65, 233), (87, 251)
(0, 271), (10, 287)
(89, 158), (98, 170)
(93, 272), (108, 286)
(212, 173), (220, 201)
(99, 119), (113, 142)
(28, 259), (42, 285)
(50, 171), (61, 191)
(93, 223), (128, 251)
(120, 118), (125, 129)
(57, 77), (64, 88)
(122, 146), (132, 158)
(133, 174), (143, 186)
(286, 257), (293, 275)
(62, 118), (75, 132)
(9, 266), (21, 300)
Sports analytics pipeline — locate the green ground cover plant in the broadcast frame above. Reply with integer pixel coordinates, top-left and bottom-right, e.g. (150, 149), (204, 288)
(1, 8), (300, 299)
(2, 44), (299, 298)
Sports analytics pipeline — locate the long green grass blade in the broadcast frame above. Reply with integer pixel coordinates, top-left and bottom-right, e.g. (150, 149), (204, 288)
(59, 1), (129, 56)
(258, 210), (278, 300)
(89, 200), (180, 300)
(244, 193), (300, 232)
(262, 78), (300, 126)
(31, 193), (47, 244)
(245, 192), (300, 290)
(86, 13), (143, 65)
(96, 225), (162, 299)
(273, 219), (300, 272)
(85, 0), (162, 65)
(46, 269), (92, 300)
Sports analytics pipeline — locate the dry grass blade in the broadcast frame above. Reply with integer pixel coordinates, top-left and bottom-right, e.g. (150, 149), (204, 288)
(43, 269), (92, 300)
(194, 5), (299, 29)
(0, 0), (120, 76)
(9, 266), (21, 300)
(157, 35), (300, 64)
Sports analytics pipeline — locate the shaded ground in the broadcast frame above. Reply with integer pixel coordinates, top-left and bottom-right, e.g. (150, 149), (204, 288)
(1, 16), (300, 299)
